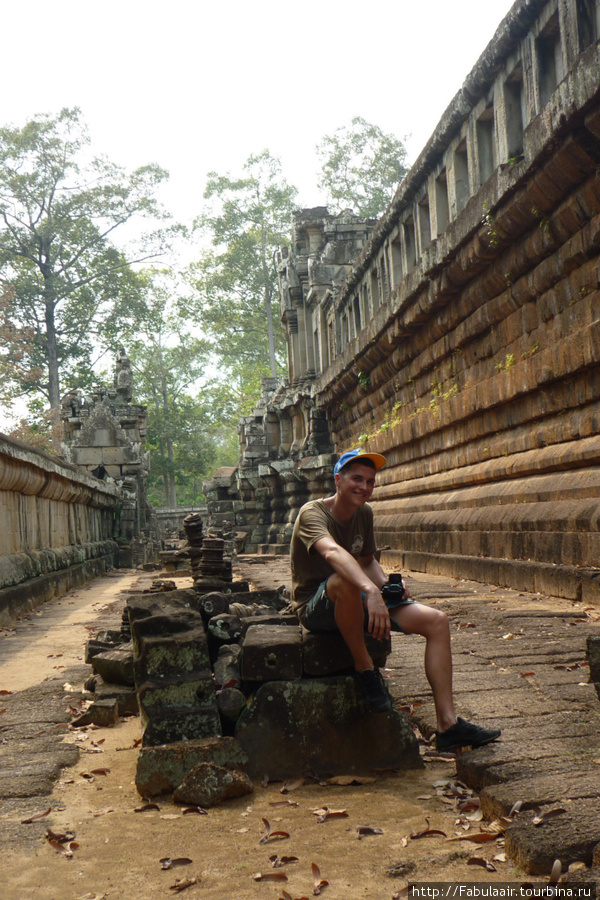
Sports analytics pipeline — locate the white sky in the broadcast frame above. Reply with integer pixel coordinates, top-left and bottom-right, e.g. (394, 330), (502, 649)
(3, 0), (517, 223)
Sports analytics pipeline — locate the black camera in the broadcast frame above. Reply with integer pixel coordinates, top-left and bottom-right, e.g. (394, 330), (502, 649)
(381, 573), (404, 600)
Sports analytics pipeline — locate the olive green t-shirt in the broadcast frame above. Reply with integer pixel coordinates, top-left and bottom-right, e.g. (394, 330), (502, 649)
(290, 499), (377, 617)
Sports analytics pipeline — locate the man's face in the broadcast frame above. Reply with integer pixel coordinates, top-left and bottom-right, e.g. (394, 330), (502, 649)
(335, 462), (376, 508)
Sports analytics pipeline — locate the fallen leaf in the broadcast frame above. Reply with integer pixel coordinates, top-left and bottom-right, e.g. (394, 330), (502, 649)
(181, 806), (208, 815)
(92, 807), (114, 817)
(260, 817), (290, 844)
(446, 832), (499, 843)
(356, 824), (384, 839)
(0, 689), (12, 695)
(160, 857), (193, 870)
(253, 872), (288, 882)
(410, 817), (447, 839)
(21, 807), (51, 824)
(313, 807), (348, 823)
(169, 876), (198, 892)
(312, 862), (329, 895)
(90, 768), (110, 776)
(531, 806), (566, 826)
(134, 803), (160, 813)
(520, 672), (535, 677)
(269, 799), (299, 808)
(467, 857), (497, 872)
(281, 778), (305, 793)
(270, 854), (299, 868)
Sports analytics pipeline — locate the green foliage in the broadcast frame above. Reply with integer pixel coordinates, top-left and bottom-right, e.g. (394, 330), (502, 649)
(129, 272), (239, 507)
(0, 107), (169, 412)
(316, 116), (408, 219)
(188, 150), (298, 410)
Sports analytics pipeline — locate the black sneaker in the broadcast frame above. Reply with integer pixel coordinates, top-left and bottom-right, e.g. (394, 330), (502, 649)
(355, 668), (392, 712)
(436, 717), (501, 752)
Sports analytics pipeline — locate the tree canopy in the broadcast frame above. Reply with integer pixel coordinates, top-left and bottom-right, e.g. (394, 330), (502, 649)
(128, 273), (238, 507)
(316, 116), (409, 219)
(0, 107), (169, 414)
(187, 150), (298, 411)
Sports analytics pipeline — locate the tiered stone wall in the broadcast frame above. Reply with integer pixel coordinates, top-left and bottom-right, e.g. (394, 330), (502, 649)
(306, 0), (600, 601)
(0, 434), (120, 624)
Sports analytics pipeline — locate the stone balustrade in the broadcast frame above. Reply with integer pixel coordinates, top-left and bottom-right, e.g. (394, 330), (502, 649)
(0, 433), (120, 624)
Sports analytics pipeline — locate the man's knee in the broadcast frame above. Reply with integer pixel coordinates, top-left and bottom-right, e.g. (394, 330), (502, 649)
(327, 573), (362, 605)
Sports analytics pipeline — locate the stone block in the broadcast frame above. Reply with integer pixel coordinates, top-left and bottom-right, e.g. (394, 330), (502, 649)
(173, 763), (253, 807)
(71, 698), (119, 728)
(301, 628), (391, 676)
(91, 642), (135, 686)
(241, 625), (303, 681)
(216, 687), (247, 724)
(133, 631), (211, 681)
(95, 681), (139, 716)
(235, 678), (422, 780)
(136, 736), (248, 797)
(141, 705), (222, 747)
(137, 671), (215, 709)
(505, 799), (600, 874)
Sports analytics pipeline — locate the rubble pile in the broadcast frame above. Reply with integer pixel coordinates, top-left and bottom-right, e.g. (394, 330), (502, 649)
(81, 583), (420, 807)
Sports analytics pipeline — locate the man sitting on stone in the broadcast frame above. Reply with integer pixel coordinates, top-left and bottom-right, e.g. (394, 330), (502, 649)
(290, 448), (501, 753)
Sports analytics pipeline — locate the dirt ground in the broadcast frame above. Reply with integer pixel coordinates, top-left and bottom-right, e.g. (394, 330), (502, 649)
(0, 570), (551, 900)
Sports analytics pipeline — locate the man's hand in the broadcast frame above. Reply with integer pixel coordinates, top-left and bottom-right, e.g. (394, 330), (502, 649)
(364, 586), (391, 641)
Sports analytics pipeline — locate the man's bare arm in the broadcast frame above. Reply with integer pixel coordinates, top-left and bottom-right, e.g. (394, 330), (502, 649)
(313, 535), (390, 638)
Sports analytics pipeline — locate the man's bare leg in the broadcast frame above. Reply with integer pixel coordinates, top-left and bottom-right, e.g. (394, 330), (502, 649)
(390, 602), (457, 732)
(326, 572), (373, 671)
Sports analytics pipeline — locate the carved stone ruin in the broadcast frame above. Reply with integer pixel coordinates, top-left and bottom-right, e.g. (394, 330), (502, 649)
(81, 584), (421, 805)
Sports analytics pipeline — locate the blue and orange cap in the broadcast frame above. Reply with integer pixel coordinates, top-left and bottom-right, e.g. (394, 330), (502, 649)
(333, 448), (387, 476)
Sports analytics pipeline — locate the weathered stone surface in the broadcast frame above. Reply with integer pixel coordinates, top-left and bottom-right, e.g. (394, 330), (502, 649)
(216, 687), (247, 723)
(241, 624), (303, 681)
(301, 627), (391, 676)
(207, 613), (243, 645)
(173, 762), (253, 807)
(91, 642), (135, 686)
(95, 681), (139, 716)
(213, 646), (241, 690)
(71, 698), (119, 728)
(480, 771), (600, 819)
(199, 591), (230, 620)
(140, 705), (221, 747)
(587, 635), (600, 701)
(135, 736), (248, 797)
(505, 800), (600, 875)
(235, 678), (421, 779)
(137, 671), (215, 709)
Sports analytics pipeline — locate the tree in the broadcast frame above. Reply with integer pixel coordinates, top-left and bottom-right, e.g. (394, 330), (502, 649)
(316, 116), (409, 219)
(0, 107), (169, 417)
(129, 274), (238, 508)
(188, 150), (298, 407)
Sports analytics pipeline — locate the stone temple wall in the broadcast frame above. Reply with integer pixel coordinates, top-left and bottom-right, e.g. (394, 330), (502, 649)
(0, 433), (120, 624)
(300, 0), (600, 602)
(203, 212), (377, 553)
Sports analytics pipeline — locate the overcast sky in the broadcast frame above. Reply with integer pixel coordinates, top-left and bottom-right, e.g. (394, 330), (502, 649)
(4, 0), (517, 223)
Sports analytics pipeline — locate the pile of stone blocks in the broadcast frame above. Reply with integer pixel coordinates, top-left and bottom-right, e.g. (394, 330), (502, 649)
(123, 585), (421, 802)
